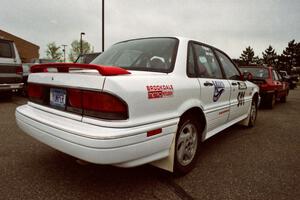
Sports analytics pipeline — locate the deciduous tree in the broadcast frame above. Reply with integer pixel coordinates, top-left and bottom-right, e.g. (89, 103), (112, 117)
(46, 42), (62, 61)
(69, 40), (92, 62)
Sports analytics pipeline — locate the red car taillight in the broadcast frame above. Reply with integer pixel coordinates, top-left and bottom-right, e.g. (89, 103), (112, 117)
(28, 83), (44, 101)
(67, 89), (128, 120)
(16, 66), (23, 75)
(28, 85), (128, 120)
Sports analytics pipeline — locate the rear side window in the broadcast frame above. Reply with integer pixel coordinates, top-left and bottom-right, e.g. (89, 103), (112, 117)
(0, 41), (13, 58)
(216, 50), (240, 80)
(187, 44), (196, 77)
(91, 38), (178, 73)
(240, 67), (269, 79)
(189, 43), (223, 78)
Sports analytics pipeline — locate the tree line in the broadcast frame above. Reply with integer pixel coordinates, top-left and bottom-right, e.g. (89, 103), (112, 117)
(45, 39), (300, 74)
(233, 39), (300, 73)
(45, 40), (92, 62)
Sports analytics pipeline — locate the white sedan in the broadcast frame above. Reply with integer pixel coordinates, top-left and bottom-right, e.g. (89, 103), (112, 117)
(16, 37), (259, 175)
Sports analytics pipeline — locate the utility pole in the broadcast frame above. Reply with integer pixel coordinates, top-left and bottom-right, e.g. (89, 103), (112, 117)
(102, 0), (104, 52)
(80, 32), (85, 55)
(62, 44), (67, 62)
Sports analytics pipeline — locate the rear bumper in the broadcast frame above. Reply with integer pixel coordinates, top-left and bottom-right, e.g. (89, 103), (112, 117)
(15, 104), (178, 167)
(0, 83), (23, 91)
(260, 90), (274, 101)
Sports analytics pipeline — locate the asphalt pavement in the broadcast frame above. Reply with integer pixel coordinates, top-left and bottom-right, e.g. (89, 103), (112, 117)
(0, 89), (299, 200)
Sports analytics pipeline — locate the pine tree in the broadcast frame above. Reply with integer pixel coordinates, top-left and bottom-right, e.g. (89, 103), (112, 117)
(262, 45), (277, 67)
(240, 46), (259, 65)
(280, 40), (299, 72)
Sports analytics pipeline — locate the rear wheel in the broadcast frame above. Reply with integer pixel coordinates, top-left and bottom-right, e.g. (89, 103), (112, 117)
(174, 114), (202, 175)
(248, 98), (257, 127)
(267, 94), (276, 109)
(280, 93), (287, 103)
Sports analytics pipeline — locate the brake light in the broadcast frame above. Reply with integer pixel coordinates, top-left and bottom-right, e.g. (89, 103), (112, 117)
(16, 66), (23, 75)
(28, 83), (45, 103)
(68, 89), (82, 108)
(28, 84), (128, 120)
(67, 89), (128, 120)
(82, 91), (128, 120)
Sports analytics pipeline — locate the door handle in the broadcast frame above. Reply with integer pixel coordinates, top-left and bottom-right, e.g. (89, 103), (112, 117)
(204, 82), (213, 86)
(231, 82), (237, 86)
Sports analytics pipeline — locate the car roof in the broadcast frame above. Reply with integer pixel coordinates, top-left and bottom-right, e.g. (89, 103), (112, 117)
(239, 65), (271, 69)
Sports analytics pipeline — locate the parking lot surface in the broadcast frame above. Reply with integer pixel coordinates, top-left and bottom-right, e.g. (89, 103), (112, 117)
(0, 89), (299, 200)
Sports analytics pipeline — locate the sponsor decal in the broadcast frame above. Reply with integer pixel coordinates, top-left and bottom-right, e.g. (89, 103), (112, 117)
(238, 82), (247, 90)
(237, 91), (245, 107)
(212, 81), (225, 102)
(219, 109), (229, 115)
(146, 85), (174, 99)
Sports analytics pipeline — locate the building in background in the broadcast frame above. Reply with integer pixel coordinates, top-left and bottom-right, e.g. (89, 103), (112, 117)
(0, 29), (39, 63)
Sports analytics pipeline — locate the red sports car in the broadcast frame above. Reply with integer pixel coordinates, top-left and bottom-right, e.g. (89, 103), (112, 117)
(240, 65), (289, 109)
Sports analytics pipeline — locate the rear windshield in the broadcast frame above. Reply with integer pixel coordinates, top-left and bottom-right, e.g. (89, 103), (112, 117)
(0, 40), (13, 58)
(91, 38), (178, 73)
(240, 67), (269, 79)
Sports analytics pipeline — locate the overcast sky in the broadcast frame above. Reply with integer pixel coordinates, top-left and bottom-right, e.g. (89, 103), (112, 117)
(1, 0), (299, 59)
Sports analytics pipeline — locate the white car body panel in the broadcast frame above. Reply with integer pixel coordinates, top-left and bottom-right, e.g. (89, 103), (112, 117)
(15, 37), (259, 172)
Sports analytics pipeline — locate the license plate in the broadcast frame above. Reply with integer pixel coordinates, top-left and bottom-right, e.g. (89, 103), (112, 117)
(50, 88), (66, 109)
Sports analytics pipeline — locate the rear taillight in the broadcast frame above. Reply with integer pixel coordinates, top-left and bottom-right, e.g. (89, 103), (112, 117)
(67, 89), (82, 113)
(81, 91), (128, 120)
(16, 66), (23, 75)
(28, 84), (128, 120)
(28, 83), (45, 103)
(67, 89), (128, 120)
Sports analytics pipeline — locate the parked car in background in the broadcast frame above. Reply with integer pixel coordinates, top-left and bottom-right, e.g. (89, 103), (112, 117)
(21, 59), (58, 96)
(0, 38), (23, 97)
(16, 37), (259, 175)
(75, 52), (101, 64)
(279, 70), (298, 89)
(240, 65), (289, 108)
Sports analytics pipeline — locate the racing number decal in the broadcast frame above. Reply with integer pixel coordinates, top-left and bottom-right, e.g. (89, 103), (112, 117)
(237, 82), (247, 107)
(237, 91), (245, 107)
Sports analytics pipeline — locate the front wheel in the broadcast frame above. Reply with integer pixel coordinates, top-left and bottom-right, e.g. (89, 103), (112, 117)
(174, 115), (202, 175)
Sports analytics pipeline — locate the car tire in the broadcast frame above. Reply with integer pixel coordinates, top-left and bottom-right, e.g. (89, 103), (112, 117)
(248, 98), (257, 127)
(1, 91), (12, 100)
(268, 94), (276, 109)
(174, 114), (202, 176)
(280, 94), (287, 103)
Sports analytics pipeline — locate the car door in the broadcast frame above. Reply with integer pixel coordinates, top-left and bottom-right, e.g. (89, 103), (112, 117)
(215, 50), (252, 122)
(187, 42), (230, 135)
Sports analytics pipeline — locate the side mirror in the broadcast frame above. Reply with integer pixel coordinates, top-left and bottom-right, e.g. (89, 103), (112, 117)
(242, 72), (253, 81)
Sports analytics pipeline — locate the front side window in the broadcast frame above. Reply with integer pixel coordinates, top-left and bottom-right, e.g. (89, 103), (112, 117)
(91, 38), (178, 73)
(191, 43), (223, 78)
(216, 50), (240, 80)
(0, 41), (13, 58)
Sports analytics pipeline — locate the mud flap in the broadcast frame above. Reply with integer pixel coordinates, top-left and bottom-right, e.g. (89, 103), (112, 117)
(150, 135), (175, 172)
(239, 100), (252, 126)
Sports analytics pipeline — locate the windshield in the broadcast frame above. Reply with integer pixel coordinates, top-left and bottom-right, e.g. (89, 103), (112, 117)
(240, 67), (269, 79)
(91, 38), (178, 72)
